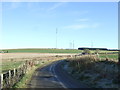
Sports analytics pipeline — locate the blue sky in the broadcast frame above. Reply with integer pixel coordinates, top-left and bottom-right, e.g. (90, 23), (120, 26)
(2, 2), (118, 49)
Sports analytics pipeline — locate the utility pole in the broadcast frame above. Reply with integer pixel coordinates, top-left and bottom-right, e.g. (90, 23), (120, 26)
(56, 28), (58, 49)
(69, 42), (71, 49)
(73, 40), (74, 49)
(91, 41), (93, 48)
(69, 42), (72, 49)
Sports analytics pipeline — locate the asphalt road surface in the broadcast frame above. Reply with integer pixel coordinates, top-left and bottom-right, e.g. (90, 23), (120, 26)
(27, 60), (88, 89)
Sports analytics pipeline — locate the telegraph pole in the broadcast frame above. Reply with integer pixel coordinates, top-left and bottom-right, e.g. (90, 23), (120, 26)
(91, 41), (93, 48)
(56, 28), (58, 49)
(69, 42), (72, 49)
(73, 40), (74, 49)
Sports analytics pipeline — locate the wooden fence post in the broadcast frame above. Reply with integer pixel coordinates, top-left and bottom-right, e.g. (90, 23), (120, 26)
(9, 70), (11, 86)
(23, 63), (26, 74)
(0, 74), (3, 89)
(13, 68), (16, 85)
(14, 68), (16, 77)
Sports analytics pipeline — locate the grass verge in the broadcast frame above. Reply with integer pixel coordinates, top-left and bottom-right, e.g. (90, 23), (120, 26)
(12, 60), (54, 88)
(63, 55), (119, 88)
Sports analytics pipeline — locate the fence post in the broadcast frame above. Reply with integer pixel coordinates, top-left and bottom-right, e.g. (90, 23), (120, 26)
(9, 70), (11, 86)
(23, 63), (25, 74)
(13, 68), (16, 85)
(14, 68), (16, 77)
(0, 74), (3, 89)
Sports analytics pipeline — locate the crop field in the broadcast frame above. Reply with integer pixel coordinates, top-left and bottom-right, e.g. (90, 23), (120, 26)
(1, 49), (82, 53)
(1, 53), (74, 73)
(1, 48), (118, 54)
(2, 61), (24, 73)
(99, 54), (118, 60)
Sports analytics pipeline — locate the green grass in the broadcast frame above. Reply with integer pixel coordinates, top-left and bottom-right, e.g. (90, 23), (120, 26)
(1, 48), (118, 53)
(90, 50), (118, 54)
(99, 54), (118, 60)
(13, 60), (54, 88)
(13, 67), (35, 88)
(2, 61), (24, 73)
(2, 48), (82, 53)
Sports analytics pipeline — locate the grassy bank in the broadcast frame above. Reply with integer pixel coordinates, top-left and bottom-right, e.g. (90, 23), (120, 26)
(63, 55), (119, 88)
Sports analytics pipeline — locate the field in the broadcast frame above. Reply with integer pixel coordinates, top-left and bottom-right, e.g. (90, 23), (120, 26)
(1, 52), (72, 88)
(99, 54), (118, 60)
(1, 49), (119, 88)
(2, 61), (24, 73)
(1, 53), (75, 73)
(1, 49), (118, 72)
(1, 48), (118, 54)
(1, 48), (82, 53)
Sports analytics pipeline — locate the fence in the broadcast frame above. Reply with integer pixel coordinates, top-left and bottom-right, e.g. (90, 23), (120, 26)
(0, 59), (47, 89)
(0, 55), (70, 89)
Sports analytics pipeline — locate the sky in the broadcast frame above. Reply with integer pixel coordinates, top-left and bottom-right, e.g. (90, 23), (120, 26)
(1, 2), (118, 49)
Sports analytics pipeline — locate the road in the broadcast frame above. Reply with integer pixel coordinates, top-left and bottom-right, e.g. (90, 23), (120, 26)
(27, 60), (88, 89)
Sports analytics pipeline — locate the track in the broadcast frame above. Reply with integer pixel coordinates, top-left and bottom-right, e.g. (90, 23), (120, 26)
(27, 60), (88, 89)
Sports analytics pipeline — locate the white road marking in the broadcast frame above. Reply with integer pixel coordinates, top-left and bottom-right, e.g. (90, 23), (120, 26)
(49, 64), (53, 72)
(52, 61), (67, 88)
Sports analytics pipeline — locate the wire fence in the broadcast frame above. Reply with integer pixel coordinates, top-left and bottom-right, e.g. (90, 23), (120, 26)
(0, 55), (70, 89)
(0, 59), (43, 89)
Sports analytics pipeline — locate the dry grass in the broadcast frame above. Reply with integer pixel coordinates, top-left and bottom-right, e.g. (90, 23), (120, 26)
(65, 55), (119, 88)
(1, 53), (70, 73)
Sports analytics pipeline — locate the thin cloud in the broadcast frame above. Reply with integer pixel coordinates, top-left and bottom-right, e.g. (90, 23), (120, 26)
(71, 11), (89, 16)
(48, 2), (67, 11)
(64, 23), (100, 30)
(64, 24), (89, 29)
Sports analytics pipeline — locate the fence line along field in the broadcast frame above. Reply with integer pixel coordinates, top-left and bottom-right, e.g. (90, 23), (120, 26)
(1, 53), (75, 72)
(1, 52), (72, 88)
(1, 59), (51, 88)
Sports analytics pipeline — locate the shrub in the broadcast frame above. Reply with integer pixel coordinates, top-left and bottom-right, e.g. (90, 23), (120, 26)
(83, 49), (91, 54)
